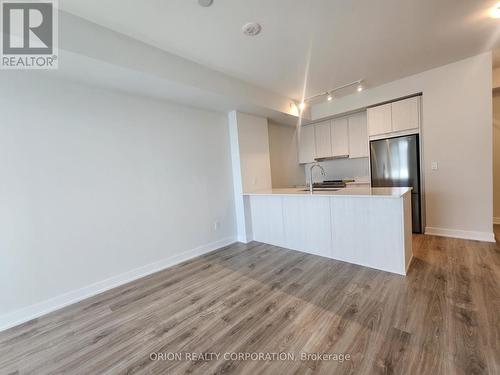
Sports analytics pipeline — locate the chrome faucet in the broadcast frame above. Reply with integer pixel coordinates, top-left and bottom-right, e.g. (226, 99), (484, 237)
(309, 163), (326, 194)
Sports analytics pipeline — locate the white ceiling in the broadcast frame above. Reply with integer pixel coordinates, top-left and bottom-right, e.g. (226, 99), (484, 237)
(60, 0), (500, 101)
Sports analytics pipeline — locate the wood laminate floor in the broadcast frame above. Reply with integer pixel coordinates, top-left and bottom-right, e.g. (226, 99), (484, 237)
(1, 227), (499, 374)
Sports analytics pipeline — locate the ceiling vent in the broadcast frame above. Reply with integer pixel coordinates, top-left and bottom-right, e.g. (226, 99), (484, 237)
(242, 22), (262, 36)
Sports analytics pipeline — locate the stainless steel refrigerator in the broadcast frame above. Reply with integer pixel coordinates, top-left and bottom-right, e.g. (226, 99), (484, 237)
(370, 134), (422, 233)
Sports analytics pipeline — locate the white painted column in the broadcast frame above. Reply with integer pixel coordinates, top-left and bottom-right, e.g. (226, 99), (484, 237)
(228, 111), (272, 243)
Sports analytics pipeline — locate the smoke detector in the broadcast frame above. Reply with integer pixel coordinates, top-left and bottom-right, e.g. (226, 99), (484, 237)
(198, 0), (213, 7)
(242, 22), (262, 36)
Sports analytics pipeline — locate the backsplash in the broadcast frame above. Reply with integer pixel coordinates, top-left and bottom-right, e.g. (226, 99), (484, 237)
(304, 157), (369, 183)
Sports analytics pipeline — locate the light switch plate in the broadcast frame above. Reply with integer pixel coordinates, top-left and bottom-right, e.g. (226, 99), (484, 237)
(431, 161), (438, 170)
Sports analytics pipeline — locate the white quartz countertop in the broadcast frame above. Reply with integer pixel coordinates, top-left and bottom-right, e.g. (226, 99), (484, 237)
(243, 187), (412, 198)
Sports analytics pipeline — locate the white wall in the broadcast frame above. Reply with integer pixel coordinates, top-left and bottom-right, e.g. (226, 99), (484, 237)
(232, 112), (272, 193)
(493, 91), (500, 224)
(228, 111), (272, 243)
(312, 52), (493, 241)
(0, 73), (236, 329)
(268, 122), (305, 188)
(305, 158), (370, 183)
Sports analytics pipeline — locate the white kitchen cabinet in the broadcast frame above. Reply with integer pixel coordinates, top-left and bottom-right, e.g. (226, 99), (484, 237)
(245, 191), (413, 275)
(330, 196), (407, 274)
(367, 103), (392, 137)
(282, 196), (332, 258)
(298, 125), (316, 164)
(314, 120), (332, 159)
(392, 96), (420, 133)
(368, 97), (421, 138)
(331, 117), (350, 157)
(348, 112), (368, 158)
(249, 195), (286, 247)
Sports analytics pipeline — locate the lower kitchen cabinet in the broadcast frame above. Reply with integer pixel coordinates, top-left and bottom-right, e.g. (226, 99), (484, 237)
(282, 196), (332, 258)
(246, 191), (413, 275)
(249, 195), (286, 247)
(330, 196), (403, 272)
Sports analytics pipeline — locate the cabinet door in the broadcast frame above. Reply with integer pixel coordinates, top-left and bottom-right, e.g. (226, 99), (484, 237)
(283, 196), (332, 258)
(392, 96), (420, 133)
(250, 195), (285, 247)
(298, 125), (316, 164)
(331, 117), (349, 157)
(348, 112), (368, 158)
(314, 120), (332, 159)
(367, 103), (392, 137)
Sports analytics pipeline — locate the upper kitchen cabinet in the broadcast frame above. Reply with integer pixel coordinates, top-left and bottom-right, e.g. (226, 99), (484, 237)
(348, 112), (368, 158)
(298, 125), (316, 164)
(368, 96), (421, 138)
(298, 111), (369, 163)
(392, 96), (420, 133)
(314, 120), (332, 159)
(331, 117), (349, 157)
(367, 102), (392, 137)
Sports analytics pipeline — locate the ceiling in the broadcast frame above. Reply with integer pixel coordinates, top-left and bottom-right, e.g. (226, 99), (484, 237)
(60, 0), (500, 101)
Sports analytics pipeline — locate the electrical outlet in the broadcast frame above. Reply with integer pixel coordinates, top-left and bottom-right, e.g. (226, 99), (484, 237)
(431, 161), (438, 171)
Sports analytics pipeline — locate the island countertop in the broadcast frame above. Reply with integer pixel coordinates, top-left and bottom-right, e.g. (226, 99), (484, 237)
(243, 187), (412, 198)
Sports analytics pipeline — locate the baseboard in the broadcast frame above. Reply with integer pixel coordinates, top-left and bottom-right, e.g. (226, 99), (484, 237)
(0, 236), (236, 333)
(425, 227), (495, 243)
(237, 235), (253, 244)
(493, 217), (500, 225)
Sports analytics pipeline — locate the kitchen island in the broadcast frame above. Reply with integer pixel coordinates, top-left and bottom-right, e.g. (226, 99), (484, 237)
(243, 187), (413, 275)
